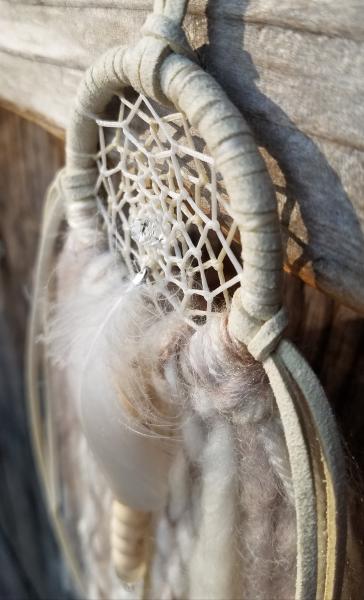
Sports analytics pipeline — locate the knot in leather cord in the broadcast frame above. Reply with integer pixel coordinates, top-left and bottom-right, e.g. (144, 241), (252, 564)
(142, 14), (194, 60)
(228, 289), (288, 362)
(247, 307), (288, 362)
(122, 13), (195, 105)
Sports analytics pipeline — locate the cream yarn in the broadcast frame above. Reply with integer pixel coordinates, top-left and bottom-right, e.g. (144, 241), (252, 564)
(45, 240), (296, 599)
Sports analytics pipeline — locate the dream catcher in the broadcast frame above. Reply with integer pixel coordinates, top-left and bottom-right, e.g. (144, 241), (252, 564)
(27, 1), (348, 599)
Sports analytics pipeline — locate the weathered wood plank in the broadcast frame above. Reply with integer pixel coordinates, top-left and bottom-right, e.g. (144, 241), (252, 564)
(0, 0), (363, 312)
(0, 107), (69, 599)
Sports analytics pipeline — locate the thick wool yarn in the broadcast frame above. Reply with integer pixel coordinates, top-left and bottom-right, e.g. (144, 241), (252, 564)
(48, 234), (296, 600)
(148, 311), (296, 600)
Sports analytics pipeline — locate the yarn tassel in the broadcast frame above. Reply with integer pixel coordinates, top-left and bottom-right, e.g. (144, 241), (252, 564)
(160, 314), (298, 600)
(189, 419), (238, 599)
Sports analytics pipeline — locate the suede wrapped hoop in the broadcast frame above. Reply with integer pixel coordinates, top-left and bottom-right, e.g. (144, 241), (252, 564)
(37, 0), (347, 598)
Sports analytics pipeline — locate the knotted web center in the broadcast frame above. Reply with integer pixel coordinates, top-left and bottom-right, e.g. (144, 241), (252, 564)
(95, 92), (243, 327)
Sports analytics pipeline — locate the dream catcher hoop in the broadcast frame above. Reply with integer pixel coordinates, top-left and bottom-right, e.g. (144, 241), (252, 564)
(27, 1), (347, 599)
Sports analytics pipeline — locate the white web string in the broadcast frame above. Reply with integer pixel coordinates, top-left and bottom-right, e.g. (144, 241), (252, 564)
(95, 93), (243, 328)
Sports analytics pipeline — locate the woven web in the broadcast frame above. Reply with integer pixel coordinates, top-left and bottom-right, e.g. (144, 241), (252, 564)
(95, 93), (243, 327)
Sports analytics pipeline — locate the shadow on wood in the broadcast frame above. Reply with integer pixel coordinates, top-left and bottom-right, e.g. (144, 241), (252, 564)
(204, 0), (364, 312)
(0, 107), (71, 599)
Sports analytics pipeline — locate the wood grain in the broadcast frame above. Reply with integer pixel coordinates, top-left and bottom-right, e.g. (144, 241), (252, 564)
(0, 0), (363, 312)
(0, 107), (68, 599)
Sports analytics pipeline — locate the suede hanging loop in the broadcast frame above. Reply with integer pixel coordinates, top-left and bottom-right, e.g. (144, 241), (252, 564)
(123, 0), (195, 105)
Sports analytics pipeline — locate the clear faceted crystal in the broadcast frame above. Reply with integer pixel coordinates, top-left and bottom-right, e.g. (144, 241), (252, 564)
(130, 217), (163, 247)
